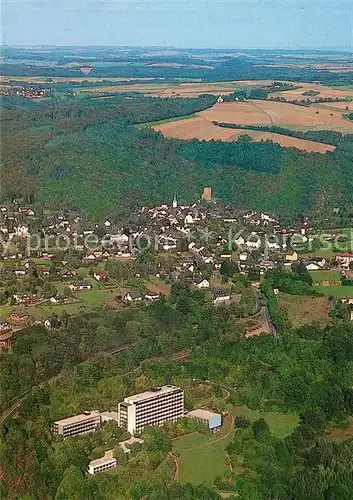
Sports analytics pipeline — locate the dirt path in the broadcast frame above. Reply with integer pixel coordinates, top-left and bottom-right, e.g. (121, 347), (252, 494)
(168, 451), (180, 482)
(250, 100), (274, 124)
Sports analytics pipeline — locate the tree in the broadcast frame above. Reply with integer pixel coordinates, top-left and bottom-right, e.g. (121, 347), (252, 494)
(113, 445), (128, 465)
(55, 465), (94, 500)
(142, 427), (172, 454)
(252, 419), (271, 443)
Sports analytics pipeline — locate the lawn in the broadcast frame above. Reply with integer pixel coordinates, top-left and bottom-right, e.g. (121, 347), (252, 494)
(172, 406), (298, 486)
(309, 270), (341, 283)
(231, 406), (299, 439)
(172, 413), (235, 485)
(278, 293), (331, 327)
(314, 285), (353, 297)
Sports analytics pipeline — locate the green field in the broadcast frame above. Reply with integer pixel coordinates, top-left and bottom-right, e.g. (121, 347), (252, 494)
(314, 285), (353, 297)
(172, 414), (235, 485)
(231, 406), (299, 439)
(172, 406), (298, 486)
(309, 270), (341, 283)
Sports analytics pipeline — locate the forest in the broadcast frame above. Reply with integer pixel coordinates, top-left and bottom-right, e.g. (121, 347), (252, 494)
(1, 92), (353, 226)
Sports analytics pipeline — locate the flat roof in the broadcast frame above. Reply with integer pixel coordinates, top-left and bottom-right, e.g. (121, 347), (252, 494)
(89, 450), (116, 468)
(100, 411), (119, 421)
(124, 385), (182, 404)
(53, 411), (100, 427)
(187, 408), (221, 420)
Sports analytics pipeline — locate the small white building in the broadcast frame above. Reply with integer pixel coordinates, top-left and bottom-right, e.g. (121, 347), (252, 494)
(119, 437), (144, 454)
(186, 409), (222, 431)
(88, 451), (117, 475)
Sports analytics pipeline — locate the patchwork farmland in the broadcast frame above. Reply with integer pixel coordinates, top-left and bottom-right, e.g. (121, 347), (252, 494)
(153, 116), (336, 153)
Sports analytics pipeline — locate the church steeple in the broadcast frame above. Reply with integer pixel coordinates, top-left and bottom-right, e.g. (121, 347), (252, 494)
(172, 192), (178, 208)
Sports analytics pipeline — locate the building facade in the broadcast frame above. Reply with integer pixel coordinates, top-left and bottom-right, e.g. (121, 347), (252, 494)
(186, 408), (222, 431)
(88, 454), (117, 475)
(118, 385), (184, 435)
(52, 410), (101, 437)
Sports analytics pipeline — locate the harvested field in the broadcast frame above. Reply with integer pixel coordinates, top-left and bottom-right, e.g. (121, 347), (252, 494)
(228, 130), (335, 153)
(270, 82), (353, 101)
(154, 115), (336, 152)
(81, 82), (240, 97)
(146, 282), (171, 296)
(317, 101), (353, 111)
(198, 100), (353, 132)
(153, 116), (238, 140)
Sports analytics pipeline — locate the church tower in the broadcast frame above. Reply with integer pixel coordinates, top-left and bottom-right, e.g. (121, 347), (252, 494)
(172, 193), (178, 208)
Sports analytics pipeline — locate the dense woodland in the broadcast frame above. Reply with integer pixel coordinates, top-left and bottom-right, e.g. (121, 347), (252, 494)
(1, 93), (352, 226)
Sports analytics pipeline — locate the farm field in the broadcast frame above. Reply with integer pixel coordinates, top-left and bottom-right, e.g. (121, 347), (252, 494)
(278, 293), (332, 327)
(198, 100), (353, 132)
(80, 81), (243, 97)
(317, 101), (353, 111)
(309, 270), (342, 282)
(270, 82), (353, 101)
(153, 115), (336, 152)
(314, 285), (353, 297)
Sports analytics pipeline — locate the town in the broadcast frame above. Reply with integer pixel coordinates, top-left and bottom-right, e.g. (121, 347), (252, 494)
(0, 188), (352, 352)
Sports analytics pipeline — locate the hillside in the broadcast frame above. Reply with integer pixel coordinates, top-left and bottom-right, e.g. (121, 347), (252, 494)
(1, 94), (353, 225)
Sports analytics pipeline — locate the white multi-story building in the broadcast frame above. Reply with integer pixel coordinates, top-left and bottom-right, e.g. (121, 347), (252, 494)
(52, 411), (101, 437)
(118, 385), (184, 435)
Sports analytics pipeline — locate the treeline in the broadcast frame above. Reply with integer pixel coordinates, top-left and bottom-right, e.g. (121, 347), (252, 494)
(213, 120), (353, 146)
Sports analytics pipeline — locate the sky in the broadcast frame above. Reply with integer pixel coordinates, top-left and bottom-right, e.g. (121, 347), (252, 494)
(1, 0), (352, 50)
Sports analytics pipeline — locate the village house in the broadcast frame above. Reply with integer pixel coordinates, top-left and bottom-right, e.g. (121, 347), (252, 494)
(194, 278), (210, 289)
(93, 271), (108, 281)
(284, 251), (298, 262)
(0, 317), (10, 332)
(335, 253), (353, 269)
(69, 281), (92, 292)
(0, 331), (13, 352)
(125, 290), (144, 302)
(304, 261), (320, 271)
(144, 292), (160, 302)
(14, 267), (27, 277)
(210, 287), (231, 305)
(9, 308), (29, 322)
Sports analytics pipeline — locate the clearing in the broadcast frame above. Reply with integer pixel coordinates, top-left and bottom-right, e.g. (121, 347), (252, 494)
(278, 293), (332, 328)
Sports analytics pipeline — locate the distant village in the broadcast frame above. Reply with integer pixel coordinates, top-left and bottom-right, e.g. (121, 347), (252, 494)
(0, 186), (352, 351)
